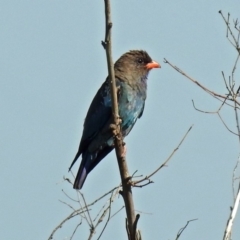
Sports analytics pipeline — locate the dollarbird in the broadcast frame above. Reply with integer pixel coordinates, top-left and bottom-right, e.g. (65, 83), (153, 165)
(69, 50), (160, 189)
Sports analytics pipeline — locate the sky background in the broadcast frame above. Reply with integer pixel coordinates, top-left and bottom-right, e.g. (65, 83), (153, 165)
(1, 0), (240, 239)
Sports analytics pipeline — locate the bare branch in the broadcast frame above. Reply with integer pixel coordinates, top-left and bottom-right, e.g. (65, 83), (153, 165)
(90, 186), (120, 240)
(133, 179), (154, 188)
(87, 185), (120, 208)
(219, 11), (239, 49)
(75, 191), (92, 229)
(79, 191), (93, 227)
(223, 179), (240, 240)
(232, 53), (240, 84)
(164, 58), (240, 107)
(132, 214), (140, 239)
(192, 100), (218, 114)
(93, 188), (118, 223)
(96, 191), (114, 240)
(48, 209), (86, 240)
(234, 96), (240, 144)
(165, 11), (240, 240)
(102, 1), (138, 239)
(70, 222), (82, 240)
(61, 189), (78, 203)
(192, 97), (239, 136)
(110, 206), (125, 219)
(59, 199), (76, 211)
(232, 157), (240, 199)
(175, 219), (198, 240)
(133, 125), (193, 186)
(221, 13), (240, 236)
(217, 112), (239, 136)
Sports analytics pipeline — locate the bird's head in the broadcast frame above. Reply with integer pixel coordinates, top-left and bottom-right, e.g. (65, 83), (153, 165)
(114, 50), (160, 84)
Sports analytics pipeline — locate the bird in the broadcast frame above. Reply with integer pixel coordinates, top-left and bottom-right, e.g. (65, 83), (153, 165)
(69, 50), (160, 189)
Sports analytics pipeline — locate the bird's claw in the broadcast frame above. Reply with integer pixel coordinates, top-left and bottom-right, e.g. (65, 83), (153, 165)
(109, 123), (119, 137)
(109, 117), (122, 137)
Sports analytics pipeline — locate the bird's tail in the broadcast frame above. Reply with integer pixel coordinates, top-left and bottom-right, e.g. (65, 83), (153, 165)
(73, 152), (93, 189)
(73, 164), (87, 189)
(72, 147), (114, 189)
(68, 151), (86, 189)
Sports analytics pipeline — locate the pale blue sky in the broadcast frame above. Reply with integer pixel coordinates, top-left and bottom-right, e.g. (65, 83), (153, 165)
(1, 1), (240, 239)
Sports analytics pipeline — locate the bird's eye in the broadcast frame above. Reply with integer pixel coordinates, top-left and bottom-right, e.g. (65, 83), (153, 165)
(137, 58), (143, 64)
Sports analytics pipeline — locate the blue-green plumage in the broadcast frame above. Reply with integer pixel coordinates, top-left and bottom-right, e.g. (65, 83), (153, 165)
(69, 50), (160, 189)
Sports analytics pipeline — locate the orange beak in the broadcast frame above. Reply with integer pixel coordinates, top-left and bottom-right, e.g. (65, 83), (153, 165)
(146, 60), (161, 70)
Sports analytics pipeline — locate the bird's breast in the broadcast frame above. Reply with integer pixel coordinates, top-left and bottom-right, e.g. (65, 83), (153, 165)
(118, 83), (146, 136)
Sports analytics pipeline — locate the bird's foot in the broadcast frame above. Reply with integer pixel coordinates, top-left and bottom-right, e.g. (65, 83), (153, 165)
(117, 116), (122, 125)
(109, 123), (119, 136)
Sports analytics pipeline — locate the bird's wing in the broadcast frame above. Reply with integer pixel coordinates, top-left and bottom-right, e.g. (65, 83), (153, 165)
(82, 80), (112, 144)
(69, 79), (113, 170)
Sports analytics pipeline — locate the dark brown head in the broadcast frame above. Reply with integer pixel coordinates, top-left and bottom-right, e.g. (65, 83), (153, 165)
(114, 50), (160, 84)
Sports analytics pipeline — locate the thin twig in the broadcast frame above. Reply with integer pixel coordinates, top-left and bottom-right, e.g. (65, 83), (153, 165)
(219, 11), (239, 47)
(110, 206), (125, 219)
(232, 53), (240, 84)
(175, 219), (198, 240)
(59, 199), (76, 211)
(76, 191), (92, 228)
(70, 222), (82, 240)
(133, 125), (193, 186)
(89, 184), (121, 239)
(192, 100), (218, 114)
(217, 112), (238, 136)
(88, 185), (120, 207)
(93, 201), (109, 222)
(96, 191), (114, 240)
(48, 209), (86, 240)
(233, 96), (240, 144)
(133, 179), (154, 188)
(80, 191), (94, 227)
(192, 97), (239, 136)
(62, 189), (78, 203)
(163, 58), (240, 107)
(222, 72), (233, 96)
(232, 156), (240, 199)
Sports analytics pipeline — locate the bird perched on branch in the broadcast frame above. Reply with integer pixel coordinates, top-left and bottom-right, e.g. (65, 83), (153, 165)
(69, 50), (160, 189)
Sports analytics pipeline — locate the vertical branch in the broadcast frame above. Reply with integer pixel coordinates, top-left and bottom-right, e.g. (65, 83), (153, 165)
(102, 1), (138, 239)
(219, 11), (240, 240)
(102, 0), (118, 122)
(223, 161), (240, 240)
(233, 98), (240, 145)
